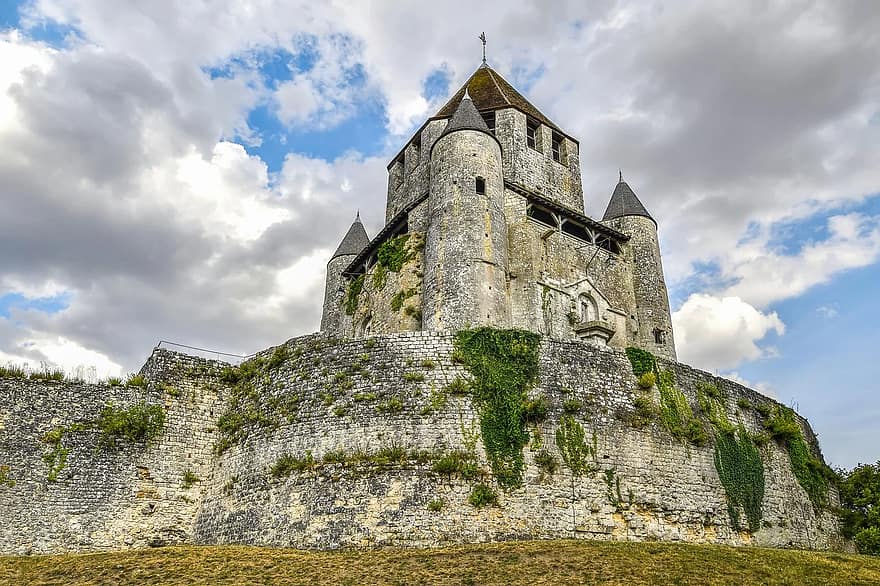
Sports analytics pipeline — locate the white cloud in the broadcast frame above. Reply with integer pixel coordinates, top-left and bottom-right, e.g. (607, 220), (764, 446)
(816, 305), (839, 319)
(720, 213), (880, 307)
(672, 294), (785, 371)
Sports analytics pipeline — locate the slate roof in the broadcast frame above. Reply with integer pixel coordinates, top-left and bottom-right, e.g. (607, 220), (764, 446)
(331, 215), (370, 260)
(440, 90), (491, 136)
(602, 175), (654, 223)
(433, 64), (570, 140)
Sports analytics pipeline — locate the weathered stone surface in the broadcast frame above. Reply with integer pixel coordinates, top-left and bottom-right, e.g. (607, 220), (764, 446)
(0, 332), (844, 554)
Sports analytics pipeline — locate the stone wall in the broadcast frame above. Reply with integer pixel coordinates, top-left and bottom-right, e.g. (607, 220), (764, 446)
(0, 332), (843, 554)
(0, 350), (228, 554)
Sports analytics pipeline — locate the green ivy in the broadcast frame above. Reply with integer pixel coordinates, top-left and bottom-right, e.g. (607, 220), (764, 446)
(714, 427), (765, 533)
(454, 327), (540, 489)
(625, 347), (706, 446)
(555, 414), (594, 477)
(215, 353), (302, 454)
(765, 405), (829, 509)
(343, 275), (364, 316)
(376, 234), (413, 272)
(625, 347), (656, 377)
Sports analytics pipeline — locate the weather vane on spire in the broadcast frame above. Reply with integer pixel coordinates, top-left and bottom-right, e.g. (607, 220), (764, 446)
(479, 32), (487, 65)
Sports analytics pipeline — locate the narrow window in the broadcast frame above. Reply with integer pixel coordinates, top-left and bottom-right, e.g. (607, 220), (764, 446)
(526, 117), (539, 150)
(551, 132), (563, 163)
(481, 111), (495, 133)
(475, 177), (486, 195)
(653, 328), (666, 345)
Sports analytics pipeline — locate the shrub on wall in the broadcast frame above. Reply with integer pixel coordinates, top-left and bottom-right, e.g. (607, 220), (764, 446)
(97, 402), (166, 448)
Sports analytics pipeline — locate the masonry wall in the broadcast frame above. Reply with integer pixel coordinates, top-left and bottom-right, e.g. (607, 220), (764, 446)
(505, 191), (636, 348)
(0, 333), (844, 554)
(0, 350), (228, 554)
(495, 109), (583, 212)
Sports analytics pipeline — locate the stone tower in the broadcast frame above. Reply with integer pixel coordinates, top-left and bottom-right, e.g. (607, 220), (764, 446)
(602, 174), (677, 360)
(320, 61), (677, 359)
(423, 91), (509, 330)
(321, 214), (369, 334)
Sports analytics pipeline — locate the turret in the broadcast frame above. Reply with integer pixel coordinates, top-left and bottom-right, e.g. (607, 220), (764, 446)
(422, 90), (510, 331)
(321, 215), (370, 335)
(603, 173), (676, 359)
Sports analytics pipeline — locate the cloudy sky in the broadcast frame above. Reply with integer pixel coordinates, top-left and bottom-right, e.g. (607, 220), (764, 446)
(1, 1), (878, 468)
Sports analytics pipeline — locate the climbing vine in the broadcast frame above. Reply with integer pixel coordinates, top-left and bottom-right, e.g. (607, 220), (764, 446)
(555, 414), (594, 477)
(625, 348), (706, 446)
(376, 234), (413, 273)
(764, 405), (829, 509)
(343, 275), (364, 316)
(454, 327), (540, 489)
(714, 426), (765, 533)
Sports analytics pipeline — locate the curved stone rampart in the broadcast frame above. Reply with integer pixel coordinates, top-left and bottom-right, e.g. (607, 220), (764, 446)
(0, 332), (844, 554)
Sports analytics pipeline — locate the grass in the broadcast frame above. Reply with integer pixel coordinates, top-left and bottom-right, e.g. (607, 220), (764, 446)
(1, 540), (878, 585)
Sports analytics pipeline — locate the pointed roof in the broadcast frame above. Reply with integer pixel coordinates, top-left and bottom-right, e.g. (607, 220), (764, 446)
(602, 173), (655, 223)
(331, 214), (370, 260)
(438, 89), (494, 140)
(433, 64), (570, 140)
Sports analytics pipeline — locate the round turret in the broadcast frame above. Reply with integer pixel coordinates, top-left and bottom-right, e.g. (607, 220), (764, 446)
(321, 215), (370, 335)
(422, 91), (509, 331)
(603, 175), (676, 360)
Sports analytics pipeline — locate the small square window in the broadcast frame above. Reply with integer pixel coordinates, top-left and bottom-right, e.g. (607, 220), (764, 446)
(481, 111), (495, 133)
(475, 177), (486, 195)
(526, 118), (539, 150)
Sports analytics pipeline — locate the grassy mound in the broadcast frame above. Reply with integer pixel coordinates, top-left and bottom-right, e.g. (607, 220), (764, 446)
(2, 540), (879, 585)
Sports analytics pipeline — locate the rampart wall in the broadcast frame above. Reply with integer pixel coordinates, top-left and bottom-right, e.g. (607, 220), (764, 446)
(0, 332), (843, 554)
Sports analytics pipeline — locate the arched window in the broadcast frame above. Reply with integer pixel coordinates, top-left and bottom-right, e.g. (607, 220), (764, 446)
(579, 294), (598, 323)
(475, 177), (486, 195)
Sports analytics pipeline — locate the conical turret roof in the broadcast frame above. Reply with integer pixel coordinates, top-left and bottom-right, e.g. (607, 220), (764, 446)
(602, 173), (654, 223)
(331, 214), (370, 260)
(434, 64), (566, 138)
(439, 90), (492, 139)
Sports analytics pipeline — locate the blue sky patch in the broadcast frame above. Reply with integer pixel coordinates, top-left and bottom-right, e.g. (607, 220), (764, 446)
(0, 292), (72, 318)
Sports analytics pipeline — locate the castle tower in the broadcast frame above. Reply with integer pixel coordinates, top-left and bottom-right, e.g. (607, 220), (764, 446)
(422, 90), (510, 331)
(603, 173), (676, 359)
(321, 214), (369, 334)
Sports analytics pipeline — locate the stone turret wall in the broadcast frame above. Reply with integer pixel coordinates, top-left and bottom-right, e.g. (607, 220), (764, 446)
(321, 254), (355, 334)
(606, 216), (677, 360)
(0, 333), (844, 554)
(423, 129), (509, 330)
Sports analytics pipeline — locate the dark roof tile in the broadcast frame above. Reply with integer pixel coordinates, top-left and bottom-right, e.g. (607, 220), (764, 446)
(602, 176), (654, 223)
(331, 216), (370, 260)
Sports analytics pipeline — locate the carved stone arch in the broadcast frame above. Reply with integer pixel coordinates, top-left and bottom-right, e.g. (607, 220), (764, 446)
(578, 293), (598, 322)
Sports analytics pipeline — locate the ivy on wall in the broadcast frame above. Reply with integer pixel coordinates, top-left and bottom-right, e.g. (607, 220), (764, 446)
(454, 327), (540, 489)
(40, 402), (165, 482)
(625, 348), (706, 446)
(714, 426), (765, 533)
(555, 414), (594, 477)
(343, 275), (364, 316)
(764, 405), (830, 509)
(624, 347), (768, 533)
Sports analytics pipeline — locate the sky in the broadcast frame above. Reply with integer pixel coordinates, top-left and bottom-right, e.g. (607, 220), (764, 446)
(0, 0), (878, 469)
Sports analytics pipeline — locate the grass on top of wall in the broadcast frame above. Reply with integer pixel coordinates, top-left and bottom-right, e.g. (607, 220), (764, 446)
(2, 540), (879, 586)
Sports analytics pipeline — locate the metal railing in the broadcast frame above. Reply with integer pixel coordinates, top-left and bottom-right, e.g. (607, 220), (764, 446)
(155, 340), (250, 364)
